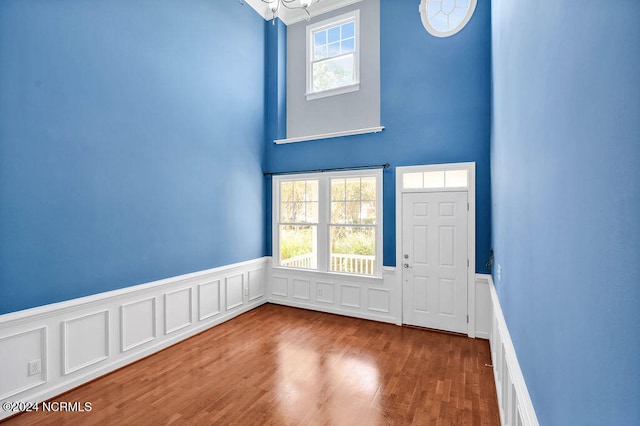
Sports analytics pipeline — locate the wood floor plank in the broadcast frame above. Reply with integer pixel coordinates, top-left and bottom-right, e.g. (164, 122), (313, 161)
(2, 304), (499, 425)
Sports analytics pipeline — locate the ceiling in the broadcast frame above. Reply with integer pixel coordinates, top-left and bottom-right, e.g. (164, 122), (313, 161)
(242, 0), (362, 25)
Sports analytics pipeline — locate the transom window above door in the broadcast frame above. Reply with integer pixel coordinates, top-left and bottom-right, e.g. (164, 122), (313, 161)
(273, 169), (382, 277)
(402, 169), (468, 190)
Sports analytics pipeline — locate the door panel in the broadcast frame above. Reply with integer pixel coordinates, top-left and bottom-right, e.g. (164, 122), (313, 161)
(414, 226), (428, 264)
(402, 192), (468, 333)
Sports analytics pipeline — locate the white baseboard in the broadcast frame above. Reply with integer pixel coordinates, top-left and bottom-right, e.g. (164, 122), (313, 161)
(0, 257), (269, 420)
(480, 274), (539, 426)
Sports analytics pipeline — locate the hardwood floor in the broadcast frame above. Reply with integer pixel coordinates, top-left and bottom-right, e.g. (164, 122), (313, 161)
(3, 304), (499, 425)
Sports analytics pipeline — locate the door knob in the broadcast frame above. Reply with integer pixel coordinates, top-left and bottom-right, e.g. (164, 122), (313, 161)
(404, 254), (409, 259)
(404, 263), (410, 268)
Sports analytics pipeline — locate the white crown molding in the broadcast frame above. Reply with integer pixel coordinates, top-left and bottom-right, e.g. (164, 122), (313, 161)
(242, 0), (362, 26)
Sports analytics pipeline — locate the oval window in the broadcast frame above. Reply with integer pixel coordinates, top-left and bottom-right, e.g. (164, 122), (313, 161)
(419, 0), (477, 38)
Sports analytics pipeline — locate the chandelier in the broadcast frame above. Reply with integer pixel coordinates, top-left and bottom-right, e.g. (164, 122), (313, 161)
(240, 0), (321, 23)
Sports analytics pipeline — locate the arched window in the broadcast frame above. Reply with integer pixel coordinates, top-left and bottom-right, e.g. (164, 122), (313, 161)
(419, 0), (477, 38)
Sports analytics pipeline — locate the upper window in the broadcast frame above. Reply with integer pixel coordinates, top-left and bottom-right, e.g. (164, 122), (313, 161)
(274, 170), (382, 277)
(306, 10), (360, 101)
(419, 0), (477, 38)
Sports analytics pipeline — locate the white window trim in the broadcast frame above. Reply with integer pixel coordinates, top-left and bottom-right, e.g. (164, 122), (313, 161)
(419, 0), (478, 38)
(272, 169), (383, 278)
(305, 9), (360, 101)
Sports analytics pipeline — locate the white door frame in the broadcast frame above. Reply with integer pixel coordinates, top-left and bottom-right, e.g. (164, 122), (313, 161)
(395, 162), (477, 337)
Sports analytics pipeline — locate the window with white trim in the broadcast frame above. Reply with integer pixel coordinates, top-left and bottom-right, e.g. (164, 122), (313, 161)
(306, 10), (360, 100)
(274, 170), (382, 276)
(419, 0), (477, 38)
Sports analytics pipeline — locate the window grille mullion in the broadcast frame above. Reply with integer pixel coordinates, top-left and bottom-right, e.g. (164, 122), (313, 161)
(317, 177), (329, 271)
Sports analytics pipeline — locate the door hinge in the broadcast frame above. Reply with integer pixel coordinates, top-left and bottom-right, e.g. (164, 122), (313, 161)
(467, 315), (469, 323)
(467, 259), (469, 267)
(467, 202), (469, 211)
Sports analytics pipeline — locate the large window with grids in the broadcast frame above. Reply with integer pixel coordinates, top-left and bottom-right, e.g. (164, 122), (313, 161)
(273, 169), (382, 276)
(306, 10), (360, 100)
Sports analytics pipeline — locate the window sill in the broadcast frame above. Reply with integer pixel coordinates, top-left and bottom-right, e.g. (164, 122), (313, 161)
(305, 83), (360, 101)
(271, 266), (383, 284)
(274, 126), (384, 145)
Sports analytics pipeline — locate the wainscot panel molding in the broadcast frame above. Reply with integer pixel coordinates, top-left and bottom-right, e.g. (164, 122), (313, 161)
(474, 274), (492, 339)
(0, 327), (47, 400)
(121, 297), (157, 352)
(248, 269), (265, 302)
(225, 274), (245, 311)
(268, 261), (494, 331)
(481, 274), (540, 426)
(63, 310), (110, 375)
(198, 280), (221, 321)
(269, 260), (402, 324)
(0, 257), (268, 420)
(164, 288), (193, 335)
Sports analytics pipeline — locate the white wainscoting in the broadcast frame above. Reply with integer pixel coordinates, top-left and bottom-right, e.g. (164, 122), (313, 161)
(198, 279), (221, 321)
(225, 274), (245, 311)
(63, 310), (110, 375)
(248, 269), (264, 301)
(478, 274), (539, 426)
(269, 263), (402, 324)
(268, 261), (493, 334)
(475, 274), (492, 339)
(0, 327), (47, 400)
(121, 297), (157, 352)
(0, 257), (268, 420)
(164, 288), (192, 335)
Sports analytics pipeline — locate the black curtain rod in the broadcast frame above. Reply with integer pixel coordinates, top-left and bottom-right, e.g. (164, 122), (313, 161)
(263, 163), (390, 177)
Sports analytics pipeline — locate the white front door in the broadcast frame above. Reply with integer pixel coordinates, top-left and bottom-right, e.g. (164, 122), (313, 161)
(402, 191), (468, 333)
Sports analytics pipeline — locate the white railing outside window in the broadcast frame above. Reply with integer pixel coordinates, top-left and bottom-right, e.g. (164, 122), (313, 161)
(281, 253), (375, 275)
(280, 253), (314, 269)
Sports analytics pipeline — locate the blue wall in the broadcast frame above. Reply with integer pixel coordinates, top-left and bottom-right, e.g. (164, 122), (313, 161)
(491, 0), (640, 424)
(0, 0), (266, 314)
(265, 0), (493, 269)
